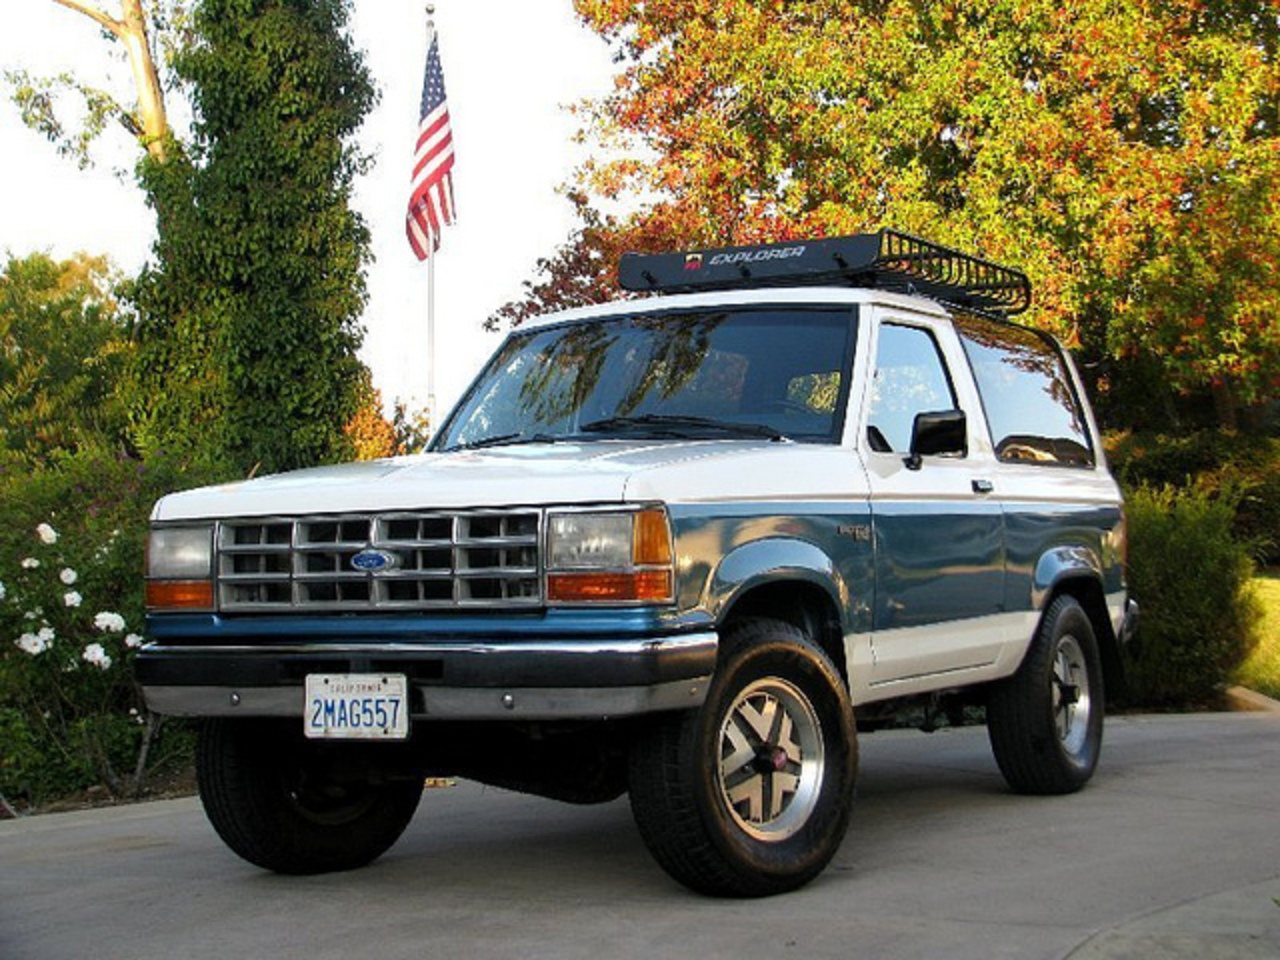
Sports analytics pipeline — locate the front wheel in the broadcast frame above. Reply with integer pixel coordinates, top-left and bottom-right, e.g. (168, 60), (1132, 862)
(628, 618), (857, 897)
(197, 719), (424, 874)
(987, 595), (1104, 795)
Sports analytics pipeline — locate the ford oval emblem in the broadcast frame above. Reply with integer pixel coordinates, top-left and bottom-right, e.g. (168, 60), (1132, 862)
(351, 549), (400, 573)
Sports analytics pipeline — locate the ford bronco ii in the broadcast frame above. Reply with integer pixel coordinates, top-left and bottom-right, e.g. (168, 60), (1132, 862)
(138, 230), (1137, 896)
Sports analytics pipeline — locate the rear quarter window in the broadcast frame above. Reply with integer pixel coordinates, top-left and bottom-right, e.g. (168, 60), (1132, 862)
(954, 315), (1095, 467)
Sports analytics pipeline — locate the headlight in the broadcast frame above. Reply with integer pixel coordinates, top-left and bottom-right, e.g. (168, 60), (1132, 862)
(548, 514), (634, 568)
(146, 525), (215, 611)
(546, 508), (674, 604)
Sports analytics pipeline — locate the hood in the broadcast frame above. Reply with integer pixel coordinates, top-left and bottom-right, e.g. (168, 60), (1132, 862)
(151, 440), (865, 522)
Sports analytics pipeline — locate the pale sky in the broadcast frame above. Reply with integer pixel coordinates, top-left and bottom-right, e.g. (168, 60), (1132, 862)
(0, 1), (618, 423)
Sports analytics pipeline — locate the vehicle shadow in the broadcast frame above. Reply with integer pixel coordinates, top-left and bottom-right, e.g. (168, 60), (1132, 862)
(304, 725), (1027, 898)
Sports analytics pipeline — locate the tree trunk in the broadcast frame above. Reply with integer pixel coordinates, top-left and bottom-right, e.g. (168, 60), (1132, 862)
(52, 0), (169, 162)
(1212, 380), (1239, 432)
(120, 0), (168, 161)
(132, 711), (163, 799)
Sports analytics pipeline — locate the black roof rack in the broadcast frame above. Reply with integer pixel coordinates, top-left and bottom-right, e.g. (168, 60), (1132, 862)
(617, 228), (1031, 316)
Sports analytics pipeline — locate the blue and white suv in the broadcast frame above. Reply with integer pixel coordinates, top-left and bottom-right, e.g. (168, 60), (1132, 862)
(138, 230), (1137, 896)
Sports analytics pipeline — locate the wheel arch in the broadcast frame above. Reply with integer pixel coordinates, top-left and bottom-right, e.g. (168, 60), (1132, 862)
(718, 578), (848, 688)
(1038, 573), (1126, 704)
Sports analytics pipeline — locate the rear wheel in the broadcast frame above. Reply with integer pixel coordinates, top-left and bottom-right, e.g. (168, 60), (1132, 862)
(628, 617), (857, 897)
(987, 595), (1104, 794)
(197, 719), (424, 874)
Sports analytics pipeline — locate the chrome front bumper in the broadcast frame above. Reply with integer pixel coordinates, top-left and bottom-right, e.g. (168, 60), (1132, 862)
(136, 632), (717, 721)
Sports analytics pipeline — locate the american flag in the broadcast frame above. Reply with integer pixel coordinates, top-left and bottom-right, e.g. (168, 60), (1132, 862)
(406, 27), (455, 260)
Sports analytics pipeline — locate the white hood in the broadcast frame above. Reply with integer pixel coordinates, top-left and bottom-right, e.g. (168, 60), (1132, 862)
(151, 441), (867, 521)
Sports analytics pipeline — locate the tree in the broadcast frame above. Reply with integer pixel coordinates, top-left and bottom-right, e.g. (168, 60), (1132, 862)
(9, 1), (377, 474)
(6, 1), (177, 167)
(503, 0), (1280, 430)
(0, 251), (130, 463)
(129, 0), (375, 474)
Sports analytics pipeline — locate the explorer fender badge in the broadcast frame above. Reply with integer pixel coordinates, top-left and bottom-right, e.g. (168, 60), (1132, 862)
(351, 549), (401, 573)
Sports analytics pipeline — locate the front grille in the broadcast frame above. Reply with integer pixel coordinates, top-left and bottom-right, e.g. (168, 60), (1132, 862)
(217, 510), (542, 612)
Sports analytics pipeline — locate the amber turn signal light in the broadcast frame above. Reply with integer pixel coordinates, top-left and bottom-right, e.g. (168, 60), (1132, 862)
(547, 570), (673, 604)
(632, 509), (673, 565)
(146, 580), (215, 611)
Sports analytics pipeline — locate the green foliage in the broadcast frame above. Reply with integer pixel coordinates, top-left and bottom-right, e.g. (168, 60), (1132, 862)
(2, 69), (122, 171)
(0, 252), (131, 464)
(1237, 573), (1280, 701)
(2, 1), (189, 168)
(1109, 431), (1280, 563)
(130, 0), (376, 475)
(511, 1), (1280, 428)
(1122, 485), (1262, 707)
(0, 450), (214, 806)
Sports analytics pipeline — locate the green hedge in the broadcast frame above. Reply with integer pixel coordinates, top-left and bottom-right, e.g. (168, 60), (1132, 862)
(1108, 431), (1280, 564)
(1121, 485), (1262, 707)
(1236, 574), (1280, 701)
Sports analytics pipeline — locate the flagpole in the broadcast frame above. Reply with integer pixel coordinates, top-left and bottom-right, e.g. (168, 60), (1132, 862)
(427, 227), (436, 433)
(408, 0), (453, 437)
(424, 3), (437, 435)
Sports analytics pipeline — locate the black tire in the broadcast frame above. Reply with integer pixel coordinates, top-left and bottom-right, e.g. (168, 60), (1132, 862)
(987, 595), (1104, 795)
(197, 719), (424, 874)
(628, 617), (857, 897)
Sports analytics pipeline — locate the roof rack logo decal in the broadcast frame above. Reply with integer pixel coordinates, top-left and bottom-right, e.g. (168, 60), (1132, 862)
(684, 253), (703, 270)
(708, 245), (806, 267)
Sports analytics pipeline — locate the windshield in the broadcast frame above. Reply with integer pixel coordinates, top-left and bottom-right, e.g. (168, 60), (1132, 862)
(435, 307), (856, 451)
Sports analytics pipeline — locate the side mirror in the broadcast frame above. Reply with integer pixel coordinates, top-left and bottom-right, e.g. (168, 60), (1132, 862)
(906, 409), (967, 470)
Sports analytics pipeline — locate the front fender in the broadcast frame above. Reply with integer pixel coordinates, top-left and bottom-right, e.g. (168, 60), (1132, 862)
(706, 537), (849, 622)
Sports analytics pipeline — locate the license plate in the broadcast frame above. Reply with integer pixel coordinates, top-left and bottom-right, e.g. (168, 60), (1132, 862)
(305, 674), (409, 740)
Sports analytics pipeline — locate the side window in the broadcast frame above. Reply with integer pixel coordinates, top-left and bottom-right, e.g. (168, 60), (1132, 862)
(955, 315), (1095, 467)
(867, 324), (957, 454)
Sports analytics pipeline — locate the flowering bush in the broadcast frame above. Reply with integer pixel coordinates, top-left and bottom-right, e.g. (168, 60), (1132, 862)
(0, 450), (222, 807)
(0, 519), (148, 803)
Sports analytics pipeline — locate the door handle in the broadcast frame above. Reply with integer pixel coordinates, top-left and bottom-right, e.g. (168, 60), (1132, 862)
(972, 479), (994, 495)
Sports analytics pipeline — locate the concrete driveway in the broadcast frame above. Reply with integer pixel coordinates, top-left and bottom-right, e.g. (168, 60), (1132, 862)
(2, 711), (1278, 960)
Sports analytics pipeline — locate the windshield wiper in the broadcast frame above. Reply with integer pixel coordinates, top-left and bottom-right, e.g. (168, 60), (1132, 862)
(580, 414), (786, 442)
(446, 433), (562, 452)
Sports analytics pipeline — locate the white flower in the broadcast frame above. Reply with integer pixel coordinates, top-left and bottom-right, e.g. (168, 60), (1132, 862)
(124, 633), (144, 649)
(82, 643), (112, 670)
(94, 611), (127, 633)
(15, 632), (50, 655)
(36, 523), (58, 545)
(0, 580), (6, 601)
(59, 567), (78, 585)
(21, 557), (40, 570)
(37, 626), (55, 643)
(63, 590), (83, 608)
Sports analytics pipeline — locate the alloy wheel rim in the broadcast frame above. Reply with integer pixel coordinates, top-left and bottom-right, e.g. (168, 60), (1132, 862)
(1052, 634), (1092, 757)
(716, 676), (825, 841)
